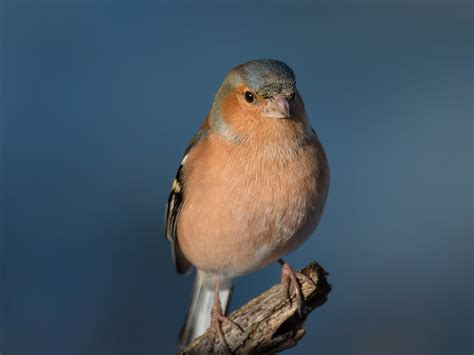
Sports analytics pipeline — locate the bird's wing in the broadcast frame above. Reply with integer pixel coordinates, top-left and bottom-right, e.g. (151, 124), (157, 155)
(165, 117), (209, 274)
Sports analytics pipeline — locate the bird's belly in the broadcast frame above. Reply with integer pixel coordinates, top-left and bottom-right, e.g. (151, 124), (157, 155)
(177, 148), (327, 276)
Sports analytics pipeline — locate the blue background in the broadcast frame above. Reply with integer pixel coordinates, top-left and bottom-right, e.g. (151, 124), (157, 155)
(1, 1), (472, 354)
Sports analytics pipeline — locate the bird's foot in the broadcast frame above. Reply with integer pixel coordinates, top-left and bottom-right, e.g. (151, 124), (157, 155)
(279, 259), (315, 317)
(210, 299), (243, 354)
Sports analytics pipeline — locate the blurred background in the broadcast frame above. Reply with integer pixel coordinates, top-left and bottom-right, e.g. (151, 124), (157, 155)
(1, 1), (472, 354)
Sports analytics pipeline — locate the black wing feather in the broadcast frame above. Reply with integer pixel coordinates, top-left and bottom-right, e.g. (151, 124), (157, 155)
(165, 120), (209, 274)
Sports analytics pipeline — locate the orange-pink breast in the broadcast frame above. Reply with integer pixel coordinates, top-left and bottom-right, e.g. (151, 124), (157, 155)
(177, 127), (329, 277)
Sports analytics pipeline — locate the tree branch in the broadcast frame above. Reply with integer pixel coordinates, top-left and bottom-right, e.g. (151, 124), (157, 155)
(180, 261), (331, 354)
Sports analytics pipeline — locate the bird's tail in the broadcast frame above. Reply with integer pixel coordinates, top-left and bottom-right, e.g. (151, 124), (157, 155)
(179, 270), (234, 348)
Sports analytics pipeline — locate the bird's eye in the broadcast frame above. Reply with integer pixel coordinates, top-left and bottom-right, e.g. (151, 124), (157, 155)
(244, 91), (255, 103)
(288, 92), (296, 102)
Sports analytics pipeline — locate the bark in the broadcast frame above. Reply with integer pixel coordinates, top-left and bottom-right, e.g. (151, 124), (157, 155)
(180, 261), (331, 354)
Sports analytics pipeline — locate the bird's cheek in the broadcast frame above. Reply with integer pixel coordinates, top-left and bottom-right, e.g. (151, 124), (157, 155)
(221, 92), (261, 123)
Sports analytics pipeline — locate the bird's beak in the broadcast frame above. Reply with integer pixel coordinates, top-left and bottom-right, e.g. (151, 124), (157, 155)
(263, 95), (290, 118)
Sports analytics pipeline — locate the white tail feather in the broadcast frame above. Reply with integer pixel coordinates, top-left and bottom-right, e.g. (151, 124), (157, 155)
(179, 270), (234, 348)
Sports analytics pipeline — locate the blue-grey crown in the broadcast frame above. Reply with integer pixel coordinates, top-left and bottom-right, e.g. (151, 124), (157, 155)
(233, 59), (296, 99)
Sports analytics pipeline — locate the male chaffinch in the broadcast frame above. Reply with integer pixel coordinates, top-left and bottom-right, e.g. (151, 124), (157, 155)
(165, 59), (329, 351)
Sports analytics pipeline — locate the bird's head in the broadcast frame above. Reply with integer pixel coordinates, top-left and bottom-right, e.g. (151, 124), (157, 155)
(209, 60), (307, 140)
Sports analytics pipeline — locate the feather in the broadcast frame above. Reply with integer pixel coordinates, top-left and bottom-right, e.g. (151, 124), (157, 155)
(179, 271), (234, 348)
(165, 117), (210, 274)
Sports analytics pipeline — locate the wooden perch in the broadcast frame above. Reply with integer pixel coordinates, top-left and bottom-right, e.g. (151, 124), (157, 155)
(180, 261), (331, 354)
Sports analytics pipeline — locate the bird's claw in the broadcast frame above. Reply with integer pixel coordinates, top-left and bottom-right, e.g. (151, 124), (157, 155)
(279, 260), (315, 317)
(210, 300), (243, 354)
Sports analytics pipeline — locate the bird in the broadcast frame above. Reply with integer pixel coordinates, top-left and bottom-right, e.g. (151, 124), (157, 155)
(165, 59), (329, 351)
